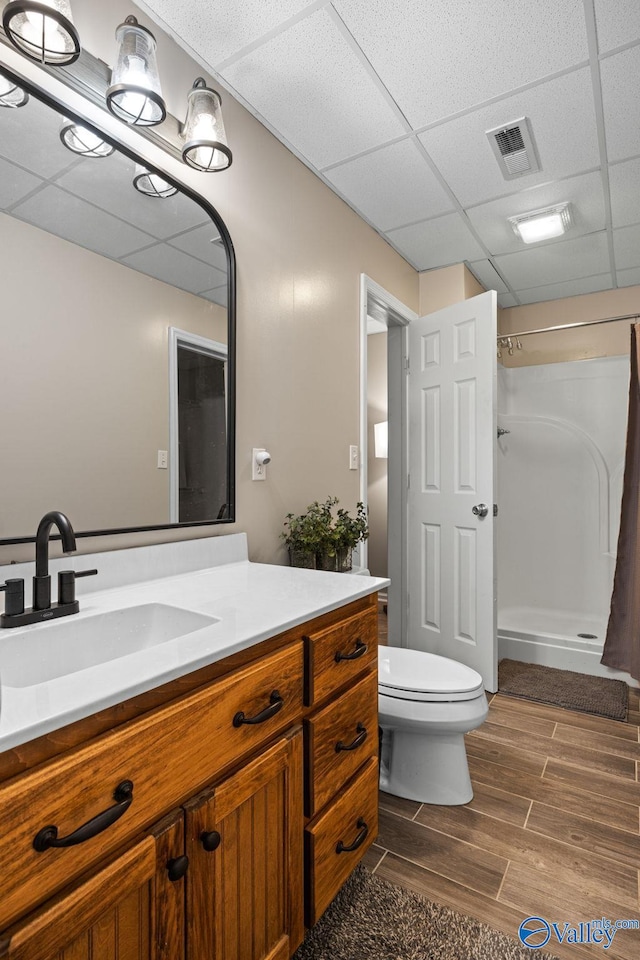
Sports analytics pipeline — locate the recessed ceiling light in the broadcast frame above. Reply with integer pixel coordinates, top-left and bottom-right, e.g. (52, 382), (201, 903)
(508, 203), (572, 244)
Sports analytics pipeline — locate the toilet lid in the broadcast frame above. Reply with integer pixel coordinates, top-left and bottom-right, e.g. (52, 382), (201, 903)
(378, 646), (485, 702)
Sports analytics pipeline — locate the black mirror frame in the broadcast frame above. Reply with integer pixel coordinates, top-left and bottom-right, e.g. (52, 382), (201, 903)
(0, 62), (236, 545)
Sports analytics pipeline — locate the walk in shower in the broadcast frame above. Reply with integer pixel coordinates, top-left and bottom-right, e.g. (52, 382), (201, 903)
(497, 351), (631, 679)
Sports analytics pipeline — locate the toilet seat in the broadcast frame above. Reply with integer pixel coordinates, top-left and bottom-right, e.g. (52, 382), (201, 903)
(378, 646), (484, 702)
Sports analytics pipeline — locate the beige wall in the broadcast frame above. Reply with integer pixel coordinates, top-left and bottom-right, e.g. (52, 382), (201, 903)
(418, 263), (485, 315)
(499, 285), (640, 366)
(366, 333), (387, 579)
(0, 0), (418, 565)
(1, 215), (225, 539)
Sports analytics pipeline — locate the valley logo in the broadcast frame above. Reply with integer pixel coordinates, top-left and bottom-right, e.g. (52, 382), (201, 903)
(518, 916), (639, 950)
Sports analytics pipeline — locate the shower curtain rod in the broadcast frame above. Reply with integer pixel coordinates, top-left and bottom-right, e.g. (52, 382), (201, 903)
(497, 312), (640, 341)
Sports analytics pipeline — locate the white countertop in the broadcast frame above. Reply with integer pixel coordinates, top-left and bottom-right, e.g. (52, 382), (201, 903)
(0, 535), (388, 752)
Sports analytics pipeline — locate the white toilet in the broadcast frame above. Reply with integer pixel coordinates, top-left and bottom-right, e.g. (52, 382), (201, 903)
(378, 646), (489, 805)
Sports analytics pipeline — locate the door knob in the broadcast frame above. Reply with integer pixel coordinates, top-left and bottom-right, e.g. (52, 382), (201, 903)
(472, 503), (489, 518)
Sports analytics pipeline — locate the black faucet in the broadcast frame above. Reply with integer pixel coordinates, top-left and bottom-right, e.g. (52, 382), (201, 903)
(34, 510), (77, 611)
(0, 511), (97, 628)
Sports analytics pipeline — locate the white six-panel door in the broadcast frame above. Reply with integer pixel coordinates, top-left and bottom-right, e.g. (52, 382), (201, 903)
(407, 291), (498, 691)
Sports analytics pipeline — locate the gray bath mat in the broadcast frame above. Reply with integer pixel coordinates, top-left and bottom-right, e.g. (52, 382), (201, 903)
(293, 864), (558, 960)
(498, 659), (628, 721)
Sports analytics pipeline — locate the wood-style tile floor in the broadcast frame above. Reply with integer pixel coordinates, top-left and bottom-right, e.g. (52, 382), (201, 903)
(371, 605), (640, 960)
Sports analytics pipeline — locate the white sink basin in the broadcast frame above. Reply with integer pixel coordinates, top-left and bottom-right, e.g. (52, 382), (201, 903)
(1, 603), (219, 688)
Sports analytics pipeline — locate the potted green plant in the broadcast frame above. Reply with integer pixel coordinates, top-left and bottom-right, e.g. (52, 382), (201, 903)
(332, 501), (369, 572)
(281, 498), (334, 568)
(282, 497), (368, 572)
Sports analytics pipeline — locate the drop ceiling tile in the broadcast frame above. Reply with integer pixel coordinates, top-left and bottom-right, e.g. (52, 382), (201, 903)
(201, 285), (228, 307)
(386, 212), (485, 271)
(609, 158), (640, 228)
(12, 184), (155, 259)
(221, 8), (407, 168)
(494, 232), (610, 288)
(467, 171), (606, 255)
(600, 46), (640, 162)
(468, 260), (509, 294)
(324, 139), (453, 231)
(498, 293), (519, 309)
(515, 272), (613, 305)
(617, 266), (640, 287)
(420, 68), (599, 206)
(334, 0), (588, 128)
(0, 96), (74, 179)
(140, 0), (314, 66)
(613, 224), (640, 270)
(594, 0), (640, 53)
(55, 153), (208, 239)
(168, 224), (229, 272)
(0, 156), (43, 209)
(122, 243), (219, 295)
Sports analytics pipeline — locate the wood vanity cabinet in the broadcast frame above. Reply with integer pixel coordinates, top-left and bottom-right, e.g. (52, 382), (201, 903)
(0, 593), (379, 959)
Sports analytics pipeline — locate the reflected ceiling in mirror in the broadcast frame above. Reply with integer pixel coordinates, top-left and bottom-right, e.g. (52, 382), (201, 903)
(0, 81), (235, 543)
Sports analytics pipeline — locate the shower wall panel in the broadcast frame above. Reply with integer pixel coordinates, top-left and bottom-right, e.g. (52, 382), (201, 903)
(497, 355), (629, 623)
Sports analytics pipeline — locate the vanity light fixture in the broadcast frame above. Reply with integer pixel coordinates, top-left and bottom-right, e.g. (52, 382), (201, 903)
(0, 70), (29, 107)
(508, 202), (573, 244)
(181, 78), (232, 172)
(2, 0), (80, 66)
(106, 15), (166, 127)
(59, 119), (115, 157)
(132, 164), (177, 198)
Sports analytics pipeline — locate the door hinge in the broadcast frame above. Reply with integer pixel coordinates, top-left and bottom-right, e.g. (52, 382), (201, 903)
(404, 356), (410, 374)
(407, 473), (411, 489)
(493, 503), (498, 517)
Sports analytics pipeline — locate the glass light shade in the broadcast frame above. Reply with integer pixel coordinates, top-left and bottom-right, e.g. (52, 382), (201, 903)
(133, 164), (177, 198)
(374, 421), (388, 459)
(106, 16), (166, 126)
(2, 1), (80, 66)
(60, 119), (115, 157)
(509, 203), (572, 244)
(182, 79), (232, 172)
(0, 72), (29, 108)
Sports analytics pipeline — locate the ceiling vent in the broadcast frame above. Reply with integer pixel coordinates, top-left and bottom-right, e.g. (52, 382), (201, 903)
(486, 117), (540, 180)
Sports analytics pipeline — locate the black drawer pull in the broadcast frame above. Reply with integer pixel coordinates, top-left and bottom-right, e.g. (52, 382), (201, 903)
(336, 818), (368, 854)
(233, 690), (283, 728)
(33, 780), (134, 852)
(167, 855), (189, 882)
(334, 639), (367, 663)
(201, 830), (221, 852)
(335, 723), (368, 753)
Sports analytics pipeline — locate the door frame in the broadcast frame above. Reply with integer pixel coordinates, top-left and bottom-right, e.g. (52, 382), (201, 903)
(359, 275), (417, 648)
(168, 327), (228, 523)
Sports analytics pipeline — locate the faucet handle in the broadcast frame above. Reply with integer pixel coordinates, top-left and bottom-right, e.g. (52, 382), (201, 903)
(0, 579), (25, 617)
(58, 569), (98, 607)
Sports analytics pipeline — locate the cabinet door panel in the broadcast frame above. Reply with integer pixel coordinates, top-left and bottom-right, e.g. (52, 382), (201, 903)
(0, 837), (156, 960)
(185, 729), (303, 960)
(151, 810), (186, 960)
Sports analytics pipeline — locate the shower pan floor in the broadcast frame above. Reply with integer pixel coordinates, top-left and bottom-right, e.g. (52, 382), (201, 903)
(496, 605), (636, 683)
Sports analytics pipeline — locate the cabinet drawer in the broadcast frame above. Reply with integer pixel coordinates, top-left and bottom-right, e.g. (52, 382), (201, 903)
(304, 608), (377, 707)
(0, 641), (303, 930)
(304, 757), (378, 926)
(304, 669), (378, 818)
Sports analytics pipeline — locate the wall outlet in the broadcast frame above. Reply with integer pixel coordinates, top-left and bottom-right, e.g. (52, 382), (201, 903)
(157, 450), (168, 469)
(349, 445), (359, 470)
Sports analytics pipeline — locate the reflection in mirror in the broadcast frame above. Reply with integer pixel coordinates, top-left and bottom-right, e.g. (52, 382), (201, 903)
(0, 82), (235, 542)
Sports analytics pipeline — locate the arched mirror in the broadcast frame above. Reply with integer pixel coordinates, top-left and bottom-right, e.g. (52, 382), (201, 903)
(0, 63), (236, 544)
